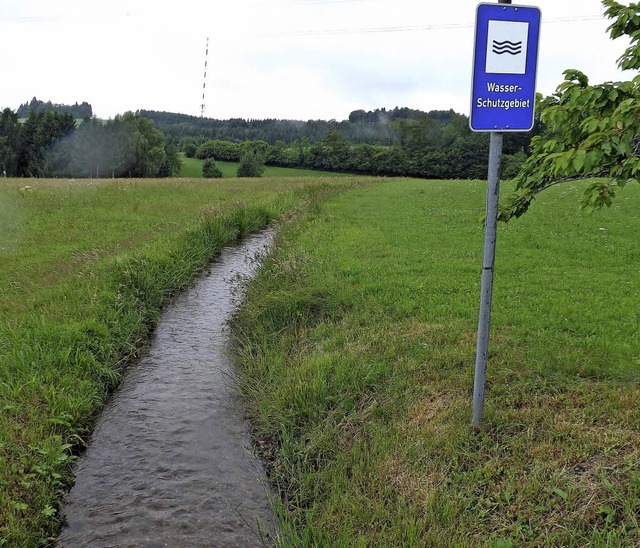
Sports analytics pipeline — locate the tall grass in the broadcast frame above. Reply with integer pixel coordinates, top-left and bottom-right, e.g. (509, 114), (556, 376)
(0, 176), (365, 546)
(232, 179), (640, 546)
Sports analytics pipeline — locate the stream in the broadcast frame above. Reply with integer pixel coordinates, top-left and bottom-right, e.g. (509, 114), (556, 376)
(58, 230), (277, 547)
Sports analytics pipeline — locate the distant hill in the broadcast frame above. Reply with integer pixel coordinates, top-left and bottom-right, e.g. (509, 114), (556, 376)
(139, 107), (461, 146)
(16, 97), (93, 120)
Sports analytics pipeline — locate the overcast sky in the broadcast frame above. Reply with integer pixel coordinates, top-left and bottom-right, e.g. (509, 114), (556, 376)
(0, 0), (631, 121)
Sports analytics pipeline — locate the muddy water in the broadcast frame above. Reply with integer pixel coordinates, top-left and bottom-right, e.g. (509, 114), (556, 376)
(59, 231), (276, 547)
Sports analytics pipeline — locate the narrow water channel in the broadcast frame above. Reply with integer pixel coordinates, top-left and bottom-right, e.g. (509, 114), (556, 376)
(59, 230), (277, 547)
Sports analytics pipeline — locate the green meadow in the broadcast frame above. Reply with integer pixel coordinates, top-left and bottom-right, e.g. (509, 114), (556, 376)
(1, 175), (638, 546)
(179, 155), (351, 179)
(0, 176), (361, 545)
(232, 178), (640, 545)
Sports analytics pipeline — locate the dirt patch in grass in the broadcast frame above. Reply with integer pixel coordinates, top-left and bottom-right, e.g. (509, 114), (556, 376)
(377, 454), (445, 511)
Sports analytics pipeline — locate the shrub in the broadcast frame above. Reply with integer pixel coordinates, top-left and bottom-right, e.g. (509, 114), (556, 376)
(184, 143), (197, 158)
(236, 152), (265, 178)
(202, 158), (223, 178)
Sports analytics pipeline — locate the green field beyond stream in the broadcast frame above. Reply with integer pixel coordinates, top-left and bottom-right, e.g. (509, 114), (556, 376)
(232, 178), (640, 545)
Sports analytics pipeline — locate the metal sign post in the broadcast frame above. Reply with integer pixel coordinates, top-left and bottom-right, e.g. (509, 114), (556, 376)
(470, 0), (540, 426)
(472, 131), (503, 427)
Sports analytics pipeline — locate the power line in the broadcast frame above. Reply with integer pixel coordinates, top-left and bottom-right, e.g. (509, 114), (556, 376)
(545, 15), (606, 24)
(2, 15), (56, 24)
(281, 15), (604, 37)
(286, 23), (465, 36)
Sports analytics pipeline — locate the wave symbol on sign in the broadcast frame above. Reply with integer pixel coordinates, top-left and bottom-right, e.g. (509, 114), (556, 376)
(492, 40), (522, 55)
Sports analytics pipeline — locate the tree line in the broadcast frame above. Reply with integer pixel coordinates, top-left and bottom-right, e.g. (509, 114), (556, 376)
(192, 114), (533, 180)
(2, 0), (636, 215)
(1, 102), (534, 180)
(16, 97), (93, 120)
(140, 107), (520, 148)
(0, 109), (180, 178)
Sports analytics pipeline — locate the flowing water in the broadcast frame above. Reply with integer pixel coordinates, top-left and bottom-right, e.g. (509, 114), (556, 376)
(59, 230), (277, 547)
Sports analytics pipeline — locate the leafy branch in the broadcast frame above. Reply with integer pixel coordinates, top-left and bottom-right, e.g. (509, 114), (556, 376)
(500, 0), (640, 221)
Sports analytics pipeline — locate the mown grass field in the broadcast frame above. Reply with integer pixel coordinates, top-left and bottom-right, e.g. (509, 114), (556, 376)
(232, 178), (640, 546)
(0, 176), (364, 546)
(179, 155), (350, 179)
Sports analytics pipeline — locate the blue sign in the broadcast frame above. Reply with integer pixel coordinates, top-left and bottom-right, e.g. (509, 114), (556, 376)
(470, 3), (541, 132)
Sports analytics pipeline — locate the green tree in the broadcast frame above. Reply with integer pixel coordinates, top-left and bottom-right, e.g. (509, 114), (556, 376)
(180, 136), (198, 158)
(118, 112), (168, 177)
(244, 140), (270, 157)
(501, 0), (640, 220)
(236, 151), (265, 177)
(501, 150), (527, 180)
(202, 158), (222, 178)
(158, 143), (182, 177)
(183, 142), (197, 158)
(298, 136), (310, 164)
(69, 118), (112, 177)
(196, 140), (243, 161)
(63, 113), (176, 178)
(396, 116), (441, 153)
(18, 110), (76, 177)
(16, 97), (93, 119)
(0, 108), (20, 175)
(268, 140), (287, 164)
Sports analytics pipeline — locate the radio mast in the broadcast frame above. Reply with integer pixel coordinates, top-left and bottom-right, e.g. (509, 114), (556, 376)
(200, 37), (209, 118)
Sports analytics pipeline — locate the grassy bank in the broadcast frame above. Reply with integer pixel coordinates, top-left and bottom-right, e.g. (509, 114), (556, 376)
(0, 176), (366, 546)
(179, 155), (351, 179)
(232, 179), (640, 545)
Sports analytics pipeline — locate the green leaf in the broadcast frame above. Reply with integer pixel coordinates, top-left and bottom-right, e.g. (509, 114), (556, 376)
(41, 505), (56, 517)
(585, 149), (604, 173)
(617, 98), (635, 113)
(573, 149), (587, 172)
(599, 505), (616, 523)
(583, 118), (601, 133)
(615, 140), (632, 155)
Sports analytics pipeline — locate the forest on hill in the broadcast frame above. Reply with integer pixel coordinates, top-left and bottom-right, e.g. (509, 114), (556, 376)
(144, 107), (540, 179)
(140, 107), (536, 149)
(0, 100), (536, 179)
(16, 97), (93, 120)
(139, 107), (459, 146)
(142, 107), (537, 180)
